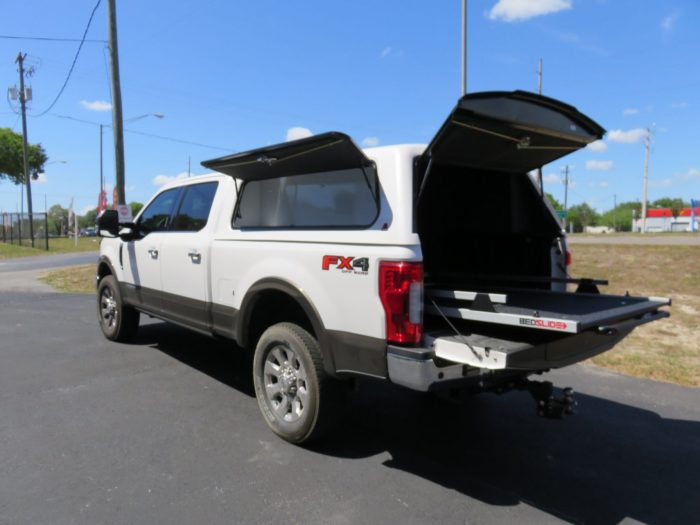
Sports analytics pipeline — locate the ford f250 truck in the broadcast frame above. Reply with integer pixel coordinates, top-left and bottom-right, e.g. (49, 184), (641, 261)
(97, 91), (670, 443)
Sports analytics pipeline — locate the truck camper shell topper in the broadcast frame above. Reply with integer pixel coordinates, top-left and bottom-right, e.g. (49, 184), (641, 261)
(201, 132), (371, 181)
(422, 90), (606, 173)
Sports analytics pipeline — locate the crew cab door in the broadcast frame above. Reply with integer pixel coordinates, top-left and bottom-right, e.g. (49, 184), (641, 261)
(122, 187), (183, 312)
(159, 181), (219, 332)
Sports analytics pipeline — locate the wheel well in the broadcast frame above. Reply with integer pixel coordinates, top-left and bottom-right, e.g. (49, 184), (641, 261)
(245, 290), (316, 351)
(97, 261), (112, 283)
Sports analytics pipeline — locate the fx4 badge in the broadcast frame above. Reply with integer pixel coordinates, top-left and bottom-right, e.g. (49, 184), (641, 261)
(322, 255), (369, 274)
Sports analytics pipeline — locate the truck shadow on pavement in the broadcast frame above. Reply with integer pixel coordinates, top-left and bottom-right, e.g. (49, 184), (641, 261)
(132, 321), (256, 398)
(133, 322), (698, 525)
(317, 380), (700, 525)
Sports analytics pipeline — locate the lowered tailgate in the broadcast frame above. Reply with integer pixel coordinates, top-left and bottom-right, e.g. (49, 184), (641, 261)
(424, 287), (671, 370)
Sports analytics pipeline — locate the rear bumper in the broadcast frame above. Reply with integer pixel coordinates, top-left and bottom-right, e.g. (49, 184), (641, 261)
(387, 310), (669, 392)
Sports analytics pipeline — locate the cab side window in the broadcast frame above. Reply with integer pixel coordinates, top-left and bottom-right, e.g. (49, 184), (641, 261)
(138, 188), (182, 233)
(171, 182), (218, 232)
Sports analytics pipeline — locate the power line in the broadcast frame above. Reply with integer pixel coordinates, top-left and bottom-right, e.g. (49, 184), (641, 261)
(123, 129), (233, 152)
(29, 0), (103, 117)
(0, 34), (106, 44)
(51, 113), (234, 152)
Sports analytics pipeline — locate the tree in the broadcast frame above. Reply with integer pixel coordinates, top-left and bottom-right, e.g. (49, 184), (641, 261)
(78, 208), (98, 229)
(545, 192), (564, 212)
(129, 201), (144, 217)
(0, 128), (48, 185)
(599, 201), (641, 232)
(48, 204), (69, 236)
(567, 203), (599, 233)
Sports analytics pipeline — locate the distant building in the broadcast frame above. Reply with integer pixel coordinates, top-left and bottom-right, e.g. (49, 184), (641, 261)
(632, 207), (700, 232)
(585, 225), (614, 234)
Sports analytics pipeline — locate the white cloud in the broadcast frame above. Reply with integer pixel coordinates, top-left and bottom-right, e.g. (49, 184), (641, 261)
(379, 47), (402, 59)
(623, 108), (639, 116)
(671, 101), (688, 109)
(362, 137), (380, 147)
(586, 160), (613, 171)
(599, 181), (609, 188)
(586, 140), (608, 152)
(488, 0), (571, 22)
(678, 168), (700, 180)
(543, 173), (561, 184)
(608, 128), (648, 144)
(661, 11), (680, 32)
(152, 172), (190, 186)
(285, 127), (313, 142)
(80, 99), (112, 112)
(33, 172), (48, 184)
(650, 178), (673, 188)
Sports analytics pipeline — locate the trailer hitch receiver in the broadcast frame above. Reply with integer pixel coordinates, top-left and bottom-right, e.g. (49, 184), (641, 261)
(523, 380), (576, 419)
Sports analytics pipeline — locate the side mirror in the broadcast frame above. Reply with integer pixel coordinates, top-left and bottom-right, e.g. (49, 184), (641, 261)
(97, 210), (119, 237)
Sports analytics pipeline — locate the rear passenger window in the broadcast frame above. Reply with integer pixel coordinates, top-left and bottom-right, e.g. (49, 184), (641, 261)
(138, 188), (182, 233)
(171, 182), (218, 231)
(233, 167), (379, 229)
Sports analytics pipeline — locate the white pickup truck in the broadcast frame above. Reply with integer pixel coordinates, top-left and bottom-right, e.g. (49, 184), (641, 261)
(97, 91), (670, 443)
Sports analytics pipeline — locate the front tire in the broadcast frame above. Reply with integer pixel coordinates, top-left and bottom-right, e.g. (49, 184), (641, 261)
(253, 322), (340, 444)
(97, 275), (140, 342)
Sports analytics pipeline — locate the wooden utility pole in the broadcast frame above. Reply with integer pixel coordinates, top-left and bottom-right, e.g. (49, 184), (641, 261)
(107, 0), (126, 205)
(16, 52), (34, 247)
(99, 124), (104, 203)
(641, 128), (650, 234)
(536, 58), (543, 192)
(460, 0), (467, 95)
(563, 165), (569, 231)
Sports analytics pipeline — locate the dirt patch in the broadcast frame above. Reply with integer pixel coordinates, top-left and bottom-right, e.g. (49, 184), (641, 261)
(570, 244), (700, 387)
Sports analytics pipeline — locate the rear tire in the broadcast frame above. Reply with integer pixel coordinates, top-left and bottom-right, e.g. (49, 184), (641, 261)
(97, 275), (140, 342)
(253, 322), (340, 444)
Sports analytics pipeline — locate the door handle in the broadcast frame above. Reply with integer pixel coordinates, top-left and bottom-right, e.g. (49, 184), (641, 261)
(188, 250), (201, 263)
(147, 248), (159, 259)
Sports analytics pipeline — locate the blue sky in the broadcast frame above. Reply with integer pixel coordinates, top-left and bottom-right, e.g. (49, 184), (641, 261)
(1, 0), (698, 215)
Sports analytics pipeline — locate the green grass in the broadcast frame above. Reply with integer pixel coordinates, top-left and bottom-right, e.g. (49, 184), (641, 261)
(39, 264), (95, 294)
(0, 237), (100, 259)
(570, 244), (700, 387)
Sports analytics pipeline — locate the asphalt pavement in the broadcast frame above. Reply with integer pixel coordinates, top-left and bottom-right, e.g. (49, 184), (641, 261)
(0, 284), (698, 524)
(0, 251), (98, 273)
(0, 252), (98, 293)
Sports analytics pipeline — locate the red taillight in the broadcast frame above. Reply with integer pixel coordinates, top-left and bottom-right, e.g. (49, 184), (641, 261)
(379, 261), (423, 344)
(565, 250), (572, 266)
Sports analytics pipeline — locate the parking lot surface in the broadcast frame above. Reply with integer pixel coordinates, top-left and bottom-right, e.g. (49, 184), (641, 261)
(1, 287), (698, 524)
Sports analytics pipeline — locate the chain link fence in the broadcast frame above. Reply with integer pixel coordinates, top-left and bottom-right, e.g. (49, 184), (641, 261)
(1, 212), (49, 250)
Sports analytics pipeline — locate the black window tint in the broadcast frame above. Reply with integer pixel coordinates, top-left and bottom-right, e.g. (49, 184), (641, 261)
(171, 182), (218, 231)
(233, 167), (378, 228)
(138, 188), (181, 233)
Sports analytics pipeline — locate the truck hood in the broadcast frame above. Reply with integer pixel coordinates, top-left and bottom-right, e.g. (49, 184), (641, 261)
(421, 90), (605, 172)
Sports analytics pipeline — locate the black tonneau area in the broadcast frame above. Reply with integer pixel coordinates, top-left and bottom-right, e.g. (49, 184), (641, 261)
(420, 90), (605, 173)
(201, 132), (370, 180)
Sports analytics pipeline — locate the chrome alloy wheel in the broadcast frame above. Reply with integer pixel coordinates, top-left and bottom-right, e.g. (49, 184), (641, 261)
(100, 287), (118, 330)
(263, 345), (309, 423)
